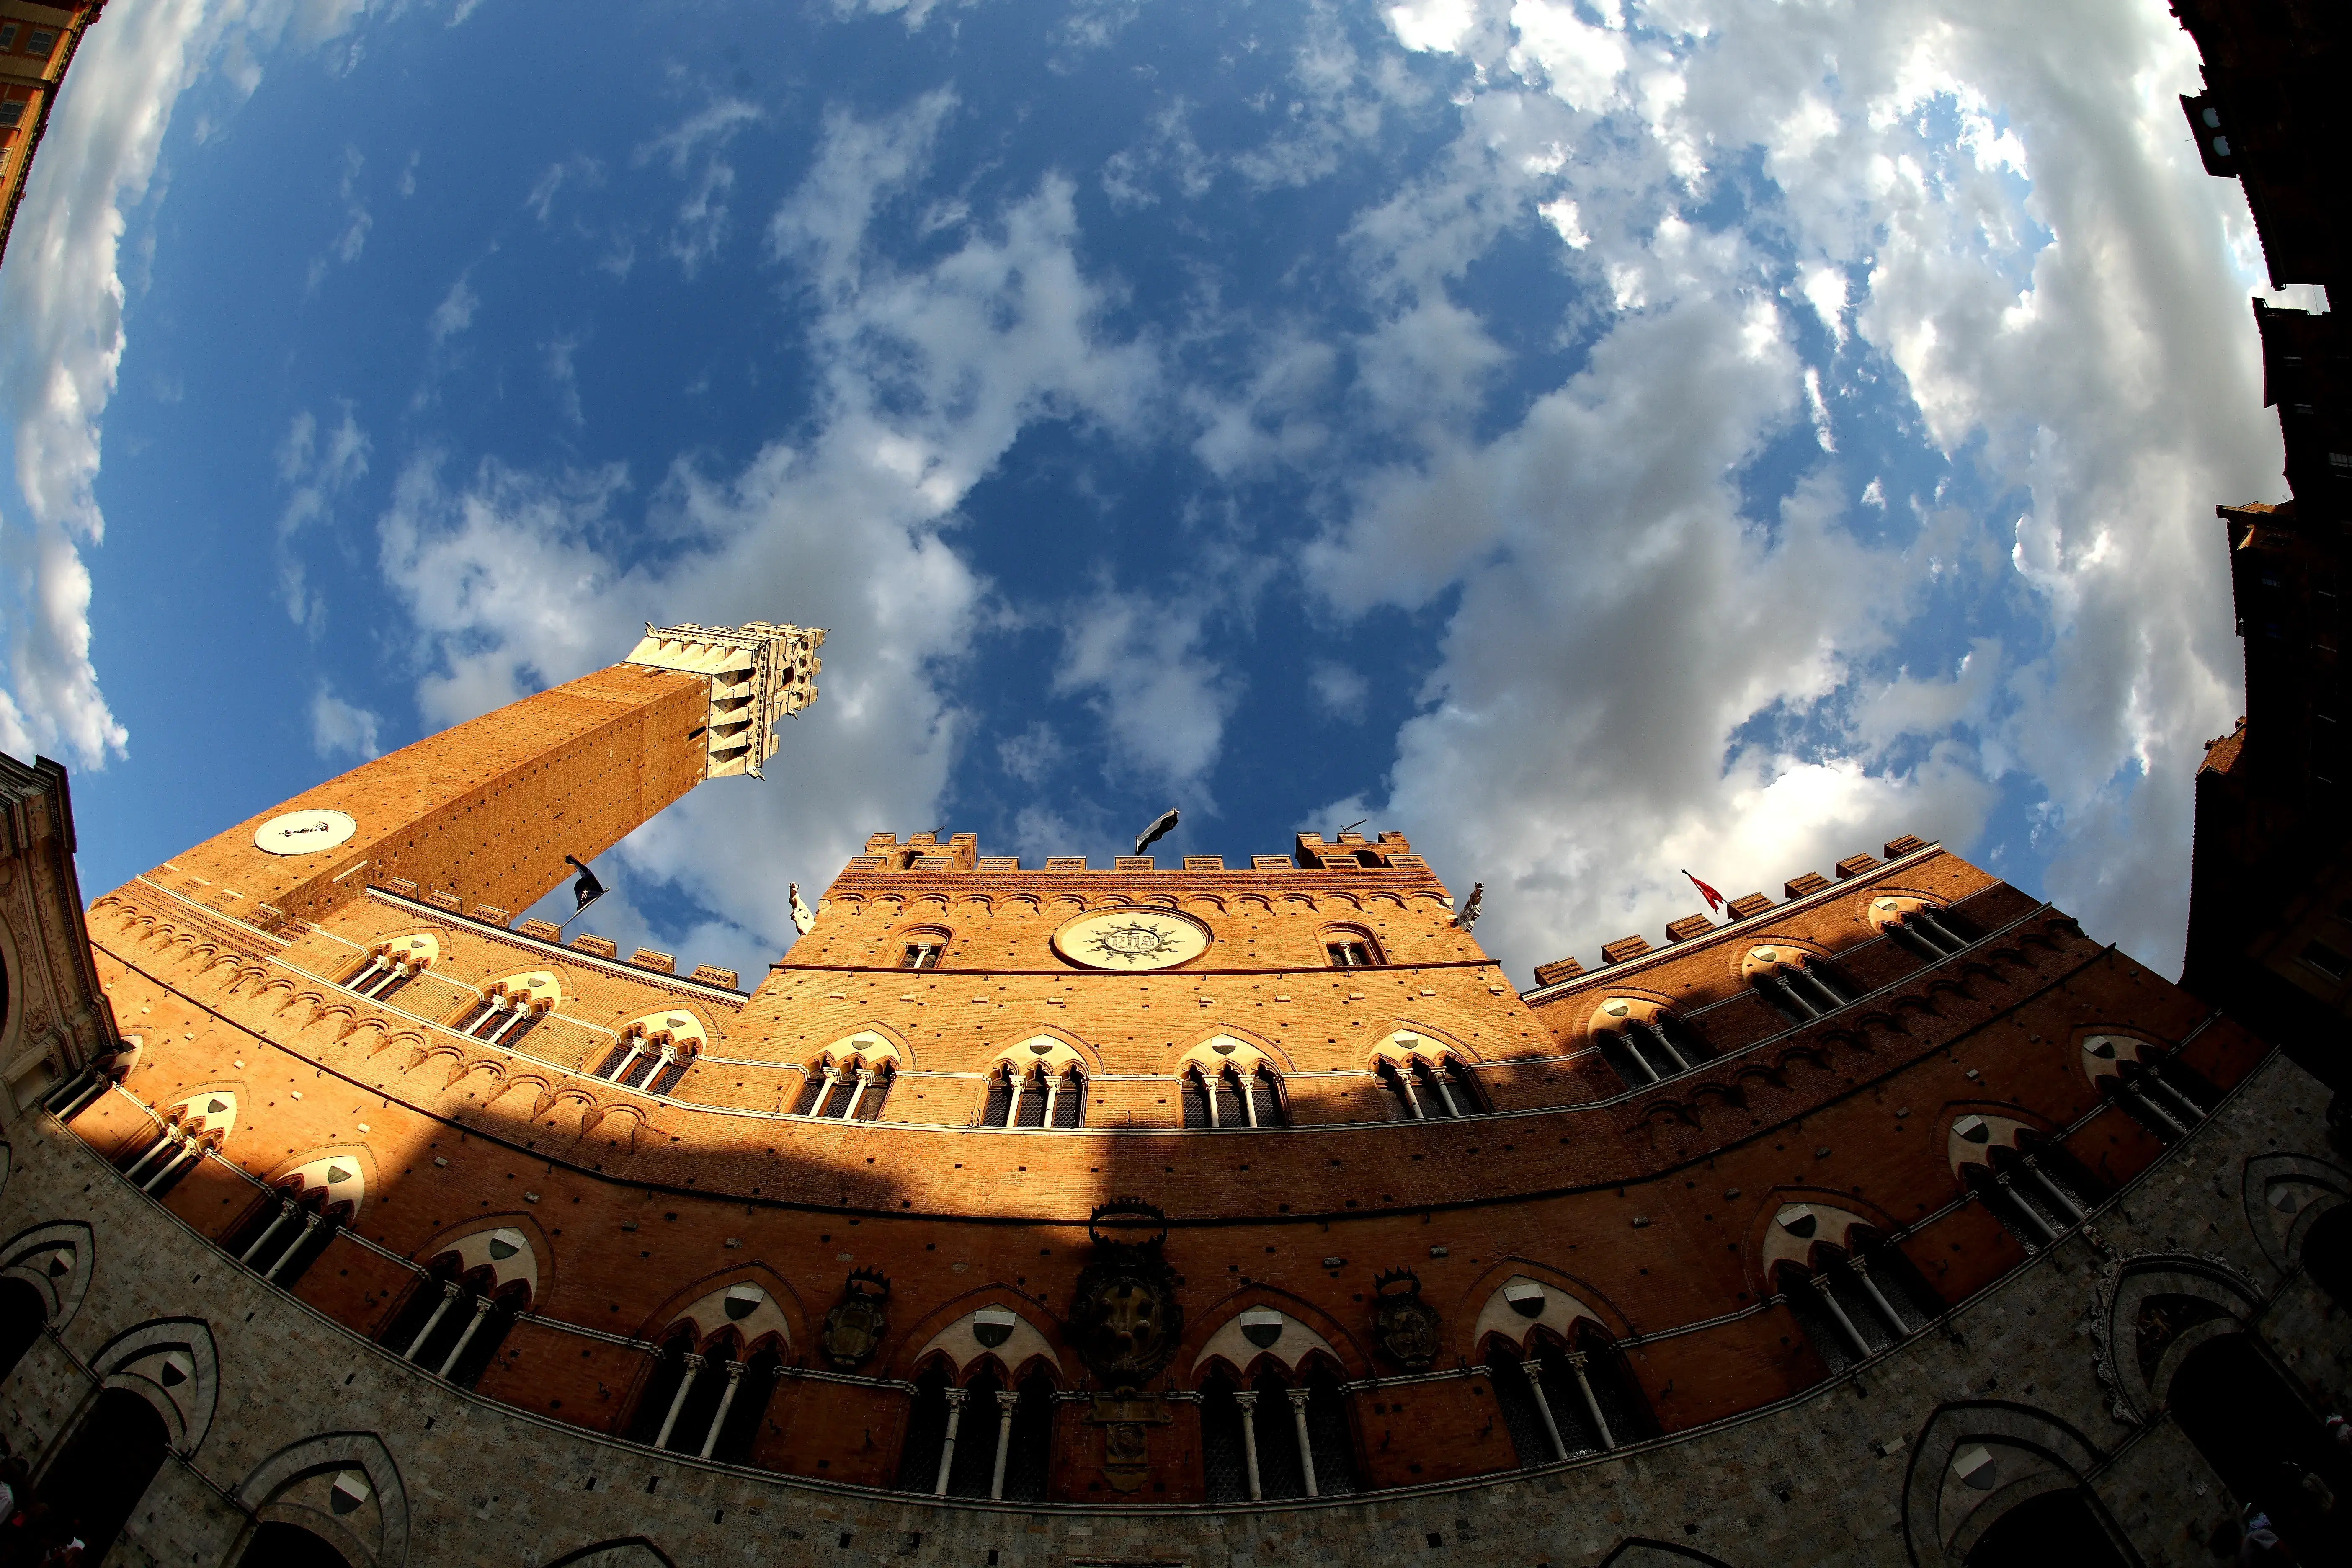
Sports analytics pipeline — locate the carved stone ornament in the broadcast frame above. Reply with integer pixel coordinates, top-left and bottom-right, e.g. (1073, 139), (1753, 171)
(818, 1267), (891, 1369)
(1082, 1391), (1173, 1493)
(1067, 1199), (1184, 1392)
(1370, 1267), (1441, 1372)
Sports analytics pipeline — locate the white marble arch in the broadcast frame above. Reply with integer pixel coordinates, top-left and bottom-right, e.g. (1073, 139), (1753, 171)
(430, 1226), (541, 1302)
(1899, 1399), (2123, 1568)
(1191, 1305), (1342, 1378)
(1943, 1112), (2039, 1173)
(79, 1317), (220, 1457)
(660, 1280), (794, 1353)
(2241, 1150), (2352, 1274)
(914, 1303), (1061, 1380)
(1758, 1202), (1881, 1273)
(1470, 1275), (1608, 1356)
(271, 1148), (372, 1217)
(229, 1429), (410, 1568)
(0, 1220), (91, 1327)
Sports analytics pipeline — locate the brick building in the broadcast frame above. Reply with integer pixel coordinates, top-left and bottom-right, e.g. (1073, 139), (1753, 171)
(0, 613), (2337, 1567)
(0, 0), (102, 270)
(2177, 0), (2352, 1054)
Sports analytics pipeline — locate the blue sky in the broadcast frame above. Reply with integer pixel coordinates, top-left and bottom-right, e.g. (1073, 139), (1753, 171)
(0, 0), (2304, 990)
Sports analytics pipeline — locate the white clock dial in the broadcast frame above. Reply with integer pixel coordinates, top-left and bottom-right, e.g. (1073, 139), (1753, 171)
(1052, 909), (1211, 972)
(253, 809), (358, 856)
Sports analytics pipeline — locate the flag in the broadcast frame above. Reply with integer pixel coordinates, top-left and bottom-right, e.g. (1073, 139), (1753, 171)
(1135, 807), (1180, 855)
(1683, 870), (1725, 913)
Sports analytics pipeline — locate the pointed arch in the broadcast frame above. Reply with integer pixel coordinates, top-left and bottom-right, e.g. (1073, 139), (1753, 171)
(83, 1316), (220, 1455)
(230, 1429), (410, 1568)
(0, 1220), (92, 1329)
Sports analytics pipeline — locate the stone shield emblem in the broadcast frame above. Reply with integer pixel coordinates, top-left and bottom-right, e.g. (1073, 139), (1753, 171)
(1067, 1200), (1184, 1390)
(1371, 1268), (1441, 1372)
(819, 1269), (890, 1369)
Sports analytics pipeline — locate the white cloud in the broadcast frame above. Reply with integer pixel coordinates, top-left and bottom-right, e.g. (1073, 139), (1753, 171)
(1055, 592), (1239, 790)
(427, 273), (478, 345)
(635, 99), (759, 277)
(1305, 0), (2278, 980)
(275, 402), (371, 630)
(1308, 660), (1369, 721)
(998, 720), (1065, 784)
(0, 0), (214, 766)
(309, 682), (382, 759)
(375, 92), (1158, 974)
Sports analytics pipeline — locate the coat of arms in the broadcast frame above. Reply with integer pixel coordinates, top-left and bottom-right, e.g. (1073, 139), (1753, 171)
(1371, 1267), (1441, 1371)
(818, 1268), (890, 1369)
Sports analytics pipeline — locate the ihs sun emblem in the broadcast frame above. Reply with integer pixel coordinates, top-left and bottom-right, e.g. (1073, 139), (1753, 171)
(1084, 919), (1184, 965)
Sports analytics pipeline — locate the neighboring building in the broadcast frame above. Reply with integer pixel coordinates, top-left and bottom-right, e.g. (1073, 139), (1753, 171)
(0, 0), (102, 270)
(2177, 0), (2352, 1054)
(0, 616), (2340, 1567)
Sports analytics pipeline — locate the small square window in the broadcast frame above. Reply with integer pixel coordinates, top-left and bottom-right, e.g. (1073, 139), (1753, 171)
(2302, 940), (2349, 980)
(0, 25), (17, 50)
(0, 102), (21, 129)
(23, 29), (54, 57)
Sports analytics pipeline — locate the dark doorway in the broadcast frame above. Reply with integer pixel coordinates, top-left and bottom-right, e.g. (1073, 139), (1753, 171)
(2170, 1331), (2352, 1561)
(236, 1520), (356, 1568)
(1963, 1487), (2130, 1568)
(36, 1387), (170, 1563)
(0, 1277), (45, 1384)
(2303, 1203), (2352, 1309)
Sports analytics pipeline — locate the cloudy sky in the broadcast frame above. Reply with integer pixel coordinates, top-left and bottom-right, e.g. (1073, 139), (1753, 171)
(0, 0), (2299, 990)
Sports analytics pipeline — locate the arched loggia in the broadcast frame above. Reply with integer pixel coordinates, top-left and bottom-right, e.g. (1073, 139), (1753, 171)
(2168, 1332), (2352, 1562)
(34, 1387), (171, 1563)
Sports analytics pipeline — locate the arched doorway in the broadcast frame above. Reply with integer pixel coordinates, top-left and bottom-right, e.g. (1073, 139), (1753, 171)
(1962, 1488), (2131, 1567)
(2302, 1202), (2352, 1308)
(36, 1387), (170, 1562)
(236, 1520), (356, 1568)
(0, 1276), (45, 1382)
(2170, 1332), (2352, 1560)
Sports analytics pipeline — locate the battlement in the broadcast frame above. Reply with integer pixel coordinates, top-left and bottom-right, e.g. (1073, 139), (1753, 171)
(1525, 833), (1938, 990)
(845, 828), (1428, 875)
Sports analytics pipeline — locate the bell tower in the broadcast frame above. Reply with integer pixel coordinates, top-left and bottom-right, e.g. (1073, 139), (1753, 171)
(135, 618), (826, 928)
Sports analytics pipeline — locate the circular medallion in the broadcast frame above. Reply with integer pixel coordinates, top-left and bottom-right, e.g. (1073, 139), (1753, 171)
(253, 809), (358, 856)
(1052, 909), (1211, 972)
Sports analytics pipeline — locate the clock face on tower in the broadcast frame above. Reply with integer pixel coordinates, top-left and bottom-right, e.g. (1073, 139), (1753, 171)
(253, 809), (358, 856)
(1052, 909), (1212, 971)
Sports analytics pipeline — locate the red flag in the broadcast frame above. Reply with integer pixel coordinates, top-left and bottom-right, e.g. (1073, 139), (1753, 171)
(1683, 869), (1725, 913)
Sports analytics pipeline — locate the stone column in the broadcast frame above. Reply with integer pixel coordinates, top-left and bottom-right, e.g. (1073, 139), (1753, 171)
(1642, 1022), (1689, 1074)
(438, 1295), (496, 1380)
(1430, 1062), (1463, 1117)
(1234, 1392), (1263, 1500)
(405, 1282), (463, 1361)
(698, 1361), (748, 1460)
(239, 1198), (298, 1266)
(1521, 1360), (1568, 1461)
(842, 1067), (873, 1121)
(1993, 1171), (2056, 1243)
(2022, 1155), (2084, 1222)
(1002, 1072), (1024, 1129)
(265, 1213), (322, 1283)
(141, 1137), (199, 1193)
(1849, 1256), (1909, 1338)
(1565, 1352), (1615, 1450)
(1809, 1273), (1873, 1360)
(989, 1390), (1019, 1500)
(1287, 1387), (1320, 1498)
(655, 1353), (705, 1448)
(933, 1389), (967, 1496)
(1772, 973), (1818, 1019)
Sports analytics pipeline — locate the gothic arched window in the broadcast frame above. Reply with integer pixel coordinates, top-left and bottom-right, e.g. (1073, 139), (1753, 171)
(1195, 1363), (1358, 1500)
(980, 1043), (1088, 1129)
(1593, 1011), (1712, 1089)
